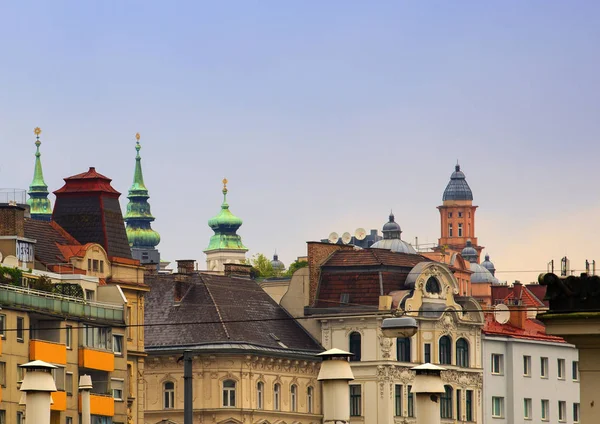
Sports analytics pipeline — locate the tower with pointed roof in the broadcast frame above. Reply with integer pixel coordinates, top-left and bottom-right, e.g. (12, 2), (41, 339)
(123, 133), (161, 265)
(203, 179), (248, 273)
(27, 128), (52, 221)
(437, 163), (483, 261)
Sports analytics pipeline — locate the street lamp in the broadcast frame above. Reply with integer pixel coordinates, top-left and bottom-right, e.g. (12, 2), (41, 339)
(381, 316), (418, 338)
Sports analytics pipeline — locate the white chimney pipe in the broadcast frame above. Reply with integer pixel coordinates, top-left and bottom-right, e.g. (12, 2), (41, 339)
(411, 363), (446, 424)
(317, 348), (355, 424)
(19, 360), (57, 424)
(79, 374), (93, 424)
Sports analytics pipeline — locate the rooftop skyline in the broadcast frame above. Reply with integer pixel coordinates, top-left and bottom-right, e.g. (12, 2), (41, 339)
(2, 1), (599, 284)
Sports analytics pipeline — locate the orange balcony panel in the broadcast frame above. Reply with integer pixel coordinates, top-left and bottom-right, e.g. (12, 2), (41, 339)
(30, 340), (67, 365)
(51, 391), (67, 411)
(78, 347), (114, 372)
(79, 393), (115, 416)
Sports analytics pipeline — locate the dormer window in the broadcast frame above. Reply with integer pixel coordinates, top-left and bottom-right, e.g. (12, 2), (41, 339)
(426, 277), (441, 294)
(458, 223), (463, 237)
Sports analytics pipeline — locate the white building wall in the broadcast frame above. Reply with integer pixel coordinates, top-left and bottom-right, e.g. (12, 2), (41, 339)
(483, 335), (580, 424)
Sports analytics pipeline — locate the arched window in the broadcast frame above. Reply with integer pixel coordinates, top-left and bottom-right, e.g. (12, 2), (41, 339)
(349, 332), (362, 361)
(426, 277), (441, 294)
(163, 381), (175, 409)
(397, 337), (411, 362)
(439, 335), (452, 365)
(456, 338), (469, 368)
(257, 381), (264, 409)
(291, 384), (298, 412)
(222, 380), (236, 407)
(274, 383), (281, 410)
(441, 385), (453, 418)
(307, 386), (314, 413)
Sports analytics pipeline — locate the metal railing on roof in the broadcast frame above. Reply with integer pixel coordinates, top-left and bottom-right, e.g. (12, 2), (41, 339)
(0, 188), (27, 205)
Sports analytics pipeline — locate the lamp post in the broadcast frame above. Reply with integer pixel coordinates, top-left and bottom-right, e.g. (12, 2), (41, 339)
(19, 360), (57, 424)
(317, 348), (355, 424)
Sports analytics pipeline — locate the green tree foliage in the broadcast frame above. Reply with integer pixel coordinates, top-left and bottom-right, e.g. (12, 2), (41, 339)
(247, 253), (275, 279)
(0, 265), (23, 286)
(285, 259), (308, 277)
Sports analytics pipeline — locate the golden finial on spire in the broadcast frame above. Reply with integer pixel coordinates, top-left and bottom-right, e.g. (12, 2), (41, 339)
(34, 127), (42, 136)
(135, 132), (141, 141)
(222, 178), (228, 189)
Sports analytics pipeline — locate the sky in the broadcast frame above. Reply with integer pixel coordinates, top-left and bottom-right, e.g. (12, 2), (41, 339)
(1, 1), (600, 285)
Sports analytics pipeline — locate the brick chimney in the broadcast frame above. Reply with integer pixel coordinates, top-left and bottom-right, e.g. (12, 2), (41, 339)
(176, 260), (195, 274)
(508, 304), (527, 329)
(0, 205), (25, 237)
(224, 263), (252, 278)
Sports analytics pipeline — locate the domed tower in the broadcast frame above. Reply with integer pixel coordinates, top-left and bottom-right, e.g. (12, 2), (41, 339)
(271, 252), (285, 273)
(371, 212), (417, 254)
(437, 163), (483, 261)
(27, 127), (52, 221)
(203, 179), (248, 272)
(124, 133), (161, 265)
(481, 253), (496, 277)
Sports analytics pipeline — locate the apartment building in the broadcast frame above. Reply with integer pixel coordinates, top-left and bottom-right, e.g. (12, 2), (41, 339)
(483, 307), (580, 424)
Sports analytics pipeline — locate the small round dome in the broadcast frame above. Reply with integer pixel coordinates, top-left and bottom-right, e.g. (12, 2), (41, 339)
(371, 238), (417, 254)
(383, 213), (401, 234)
(481, 253), (496, 276)
(461, 239), (478, 263)
(271, 253), (285, 271)
(442, 164), (473, 201)
(470, 262), (497, 284)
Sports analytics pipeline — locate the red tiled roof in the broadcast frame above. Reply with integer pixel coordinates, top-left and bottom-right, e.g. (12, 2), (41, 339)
(483, 315), (565, 343)
(502, 285), (545, 308)
(323, 249), (431, 268)
(54, 167), (120, 195)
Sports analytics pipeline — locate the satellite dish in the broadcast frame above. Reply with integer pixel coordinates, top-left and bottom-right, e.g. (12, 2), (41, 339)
(355, 228), (367, 241)
(328, 232), (339, 244)
(493, 304), (510, 324)
(341, 232), (352, 245)
(2, 255), (18, 267)
(0, 251), (3, 263)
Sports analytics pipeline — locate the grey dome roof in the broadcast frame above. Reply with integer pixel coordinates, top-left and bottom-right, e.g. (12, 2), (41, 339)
(382, 213), (402, 238)
(481, 254), (496, 275)
(371, 238), (417, 254)
(470, 262), (497, 284)
(461, 240), (478, 263)
(443, 164), (473, 201)
(271, 254), (285, 271)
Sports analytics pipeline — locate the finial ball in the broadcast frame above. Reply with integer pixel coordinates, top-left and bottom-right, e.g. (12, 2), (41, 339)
(135, 132), (141, 141)
(222, 178), (228, 187)
(34, 127), (42, 136)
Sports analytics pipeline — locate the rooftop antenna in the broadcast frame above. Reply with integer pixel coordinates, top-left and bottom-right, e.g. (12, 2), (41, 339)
(547, 260), (554, 274)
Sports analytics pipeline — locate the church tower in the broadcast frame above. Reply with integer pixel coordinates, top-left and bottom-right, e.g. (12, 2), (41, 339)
(124, 133), (161, 266)
(204, 179), (248, 272)
(27, 127), (52, 221)
(437, 163), (483, 261)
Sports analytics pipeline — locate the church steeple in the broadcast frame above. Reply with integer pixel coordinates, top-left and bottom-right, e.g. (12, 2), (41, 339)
(124, 133), (161, 264)
(27, 127), (52, 221)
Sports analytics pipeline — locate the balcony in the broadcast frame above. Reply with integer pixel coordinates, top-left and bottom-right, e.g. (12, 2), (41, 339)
(79, 393), (115, 416)
(0, 284), (124, 323)
(79, 347), (114, 372)
(30, 340), (67, 365)
(51, 391), (67, 411)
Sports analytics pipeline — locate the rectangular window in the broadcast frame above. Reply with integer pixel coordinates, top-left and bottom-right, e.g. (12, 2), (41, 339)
(16, 412), (24, 424)
(92, 259), (99, 272)
(88, 258), (92, 271)
(127, 306), (133, 339)
(85, 290), (95, 301)
(83, 325), (112, 350)
(16, 317), (24, 342)
(458, 223), (463, 237)
(572, 361), (579, 381)
(449, 224), (453, 237)
(492, 396), (504, 418)
(424, 343), (431, 363)
(541, 357), (549, 378)
(491, 354), (504, 375)
(0, 411), (4, 424)
(466, 390), (473, 421)
(0, 362), (5, 387)
(113, 335), (124, 355)
(0, 314), (5, 338)
(574, 403), (580, 423)
(456, 389), (462, 421)
(350, 385), (361, 417)
(524, 398), (532, 419)
(523, 355), (531, 376)
(448, 212), (453, 218)
(407, 385), (414, 417)
(558, 358), (565, 379)
(16, 364), (25, 383)
(541, 399), (550, 421)
(558, 400), (566, 422)
(66, 417), (73, 424)
(66, 372), (73, 396)
(66, 325), (72, 349)
(394, 385), (402, 416)
(112, 379), (124, 401)
(458, 211), (463, 218)
(51, 367), (65, 391)
(99, 260), (104, 273)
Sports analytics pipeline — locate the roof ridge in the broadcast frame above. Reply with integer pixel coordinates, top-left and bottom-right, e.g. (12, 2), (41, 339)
(49, 220), (81, 245)
(202, 276), (230, 340)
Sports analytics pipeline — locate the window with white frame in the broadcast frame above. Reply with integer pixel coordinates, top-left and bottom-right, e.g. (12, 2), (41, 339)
(66, 325), (72, 349)
(222, 380), (236, 407)
(66, 372), (73, 396)
(541, 357), (549, 378)
(573, 403), (580, 423)
(523, 355), (531, 376)
(163, 381), (175, 409)
(274, 383), (281, 410)
(458, 223), (463, 237)
(449, 224), (453, 237)
(558, 400), (566, 422)
(541, 399), (550, 421)
(491, 354), (504, 374)
(16, 317), (24, 342)
(492, 397), (504, 418)
(83, 325), (112, 350)
(307, 386), (314, 413)
(113, 335), (124, 355)
(51, 366), (65, 391)
(572, 361), (579, 381)
(112, 379), (124, 401)
(558, 358), (565, 379)
(524, 398), (532, 419)
(0, 314), (5, 338)
(0, 362), (5, 387)
(257, 381), (264, 409)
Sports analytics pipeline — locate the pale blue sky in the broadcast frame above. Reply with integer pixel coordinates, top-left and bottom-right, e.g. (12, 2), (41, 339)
(2, 1), (599, 283)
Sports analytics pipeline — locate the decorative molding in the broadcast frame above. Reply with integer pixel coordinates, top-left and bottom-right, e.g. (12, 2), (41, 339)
(440, 370), (483, 389)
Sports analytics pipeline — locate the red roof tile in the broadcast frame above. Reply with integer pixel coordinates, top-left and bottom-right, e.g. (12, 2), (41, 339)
(483, 315), (565, 343)
(54, 167), (120, 195)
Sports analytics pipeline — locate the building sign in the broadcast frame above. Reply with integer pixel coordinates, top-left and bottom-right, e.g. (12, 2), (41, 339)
(16, 240), (34, 263)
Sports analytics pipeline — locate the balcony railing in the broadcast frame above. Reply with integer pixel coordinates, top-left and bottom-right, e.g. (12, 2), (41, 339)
(79, 393), (115, 416)
(0, 284), (124, 323)
(30, 339), (67, 365)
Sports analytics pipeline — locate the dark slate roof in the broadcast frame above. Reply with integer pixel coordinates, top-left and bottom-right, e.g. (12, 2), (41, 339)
(144, 273), (322, 354)
(323, 249), (430, 268)
(23, 218), (81, 265)
(443, 164), (473, 201)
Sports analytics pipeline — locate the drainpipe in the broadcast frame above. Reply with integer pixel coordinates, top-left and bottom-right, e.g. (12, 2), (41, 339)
(317, 348), (355, 424)
(19, 360), (57, 424)
(184, 350), (193, 424)
(79, 375), (93, 424)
